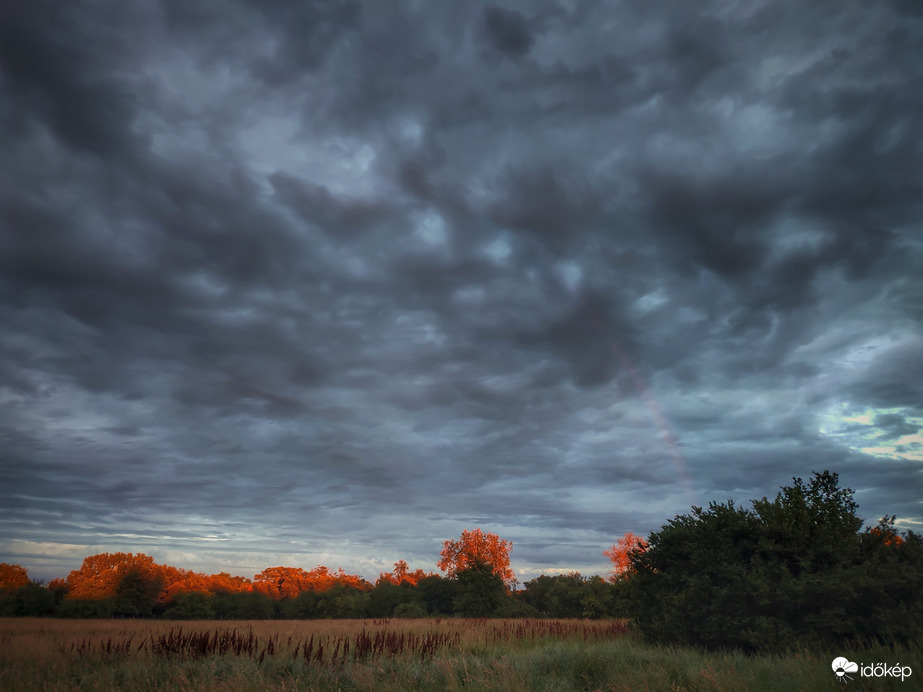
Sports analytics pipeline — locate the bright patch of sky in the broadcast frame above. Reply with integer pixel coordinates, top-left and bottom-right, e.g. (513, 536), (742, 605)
(414, 208), (448, 247)
(819, 404), (923, 461)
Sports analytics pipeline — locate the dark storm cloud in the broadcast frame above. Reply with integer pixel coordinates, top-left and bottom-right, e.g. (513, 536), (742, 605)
(516, 290), (638, 388)
(637, 164), (782, 280)
(2, 0), (922, 581)
(848, 338), (923, 410)
(269, 172), (389, 237)
(480, 7), (534, 60)
(0, 2), (137, 157)
(874, 414), (920, 441)
(488, 168), (602, 251)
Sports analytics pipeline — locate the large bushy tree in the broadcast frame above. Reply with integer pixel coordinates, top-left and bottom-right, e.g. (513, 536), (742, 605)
(438, 528), (515, 588)
(626, 470), (923, 651)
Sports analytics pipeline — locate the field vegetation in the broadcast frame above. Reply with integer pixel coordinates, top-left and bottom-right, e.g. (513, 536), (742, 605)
(3, 616), (917, 691)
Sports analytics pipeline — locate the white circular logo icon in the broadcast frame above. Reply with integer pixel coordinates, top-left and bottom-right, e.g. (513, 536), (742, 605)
(832, 657), (858, 683)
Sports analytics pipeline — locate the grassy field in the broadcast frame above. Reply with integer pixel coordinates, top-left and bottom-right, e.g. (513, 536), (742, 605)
(0, 617), (916, 691)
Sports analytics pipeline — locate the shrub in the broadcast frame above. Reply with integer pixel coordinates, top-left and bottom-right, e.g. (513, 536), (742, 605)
(394, 602), (427, 618)
(164, 591), (215, 620)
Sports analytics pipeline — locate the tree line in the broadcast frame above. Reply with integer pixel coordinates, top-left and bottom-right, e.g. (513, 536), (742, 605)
(0, 527), (620, 620)
(2, 471), (921, 652)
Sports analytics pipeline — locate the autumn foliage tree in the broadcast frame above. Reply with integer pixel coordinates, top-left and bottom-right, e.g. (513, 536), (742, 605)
(65, 553), (166, 602)
(603, 531), (648, 581)
(438, 529), (515, 588)
(253, 565), (370, 599)
(202, 572), (253, 594)
(0, 563), (30, 593)
(376, 560), (435, 586)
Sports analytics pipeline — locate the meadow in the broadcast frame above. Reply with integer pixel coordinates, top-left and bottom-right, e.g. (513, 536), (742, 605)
(2, 617), (915, 691)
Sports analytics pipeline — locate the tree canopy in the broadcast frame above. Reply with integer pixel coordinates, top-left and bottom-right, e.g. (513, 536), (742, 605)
(437, 528), (516, 587)
(625, 470), (923, 651)
(603, 531), (648, 581)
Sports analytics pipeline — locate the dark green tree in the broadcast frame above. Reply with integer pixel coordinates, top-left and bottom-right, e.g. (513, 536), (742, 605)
(393, 601), (427, 618)
(453, 561), (506, 617)
(114, 569), (164, 617)
(57, 597), (116, 618)
(365, 581), (419, 618)
(626, 470), (923, 651)
(849, 516), (923, 643)
(163, 591), (215, 620)
(211, 591), (275, 620)
(314, 584), (367, 618)
(415, 575), (459, 615)
(14, 581), (56, 616)
(520, 573), (618, 618)
(279, 590), (320, 619)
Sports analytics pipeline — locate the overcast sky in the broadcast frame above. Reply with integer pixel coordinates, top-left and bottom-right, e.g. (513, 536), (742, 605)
(2, 0), (922, 584)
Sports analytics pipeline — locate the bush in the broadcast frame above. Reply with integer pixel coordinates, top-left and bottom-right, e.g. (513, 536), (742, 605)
(520, 573), (618, 618)
(57, 597), (116, 618)
(211, 591), (275, 620)
(14, 582), (56, 616)
(163, 591), (215, 620)
(626, 470), (923, 652)
(415, 575), (459, 615)
(492, 598), (542, 618)
(365, 581), (418, 618)
(393, 602), (427, 618)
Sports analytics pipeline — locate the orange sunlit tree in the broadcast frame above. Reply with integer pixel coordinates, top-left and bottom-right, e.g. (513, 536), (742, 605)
(66, 552), (166, 601)
(254, 565), (371, 598)
(869, 515), (904, 547)
(604, 531), (648, 581)
(203, 571), (253, 594)
(376, 560), (435, 587)
(0, 563), (29, 593)
(438, 528), (516, 588)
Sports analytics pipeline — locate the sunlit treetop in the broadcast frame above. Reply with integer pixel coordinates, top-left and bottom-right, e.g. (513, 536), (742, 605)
(603, 531), (648, 582)
(0, 563), (30, 593)
(438, 528), (516, 587)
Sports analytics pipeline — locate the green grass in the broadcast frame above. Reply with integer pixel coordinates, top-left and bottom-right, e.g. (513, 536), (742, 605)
(0, 618), (917, 691)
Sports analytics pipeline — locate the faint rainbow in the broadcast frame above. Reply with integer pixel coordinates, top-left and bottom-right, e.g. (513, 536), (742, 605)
(591, 314), (697, 506)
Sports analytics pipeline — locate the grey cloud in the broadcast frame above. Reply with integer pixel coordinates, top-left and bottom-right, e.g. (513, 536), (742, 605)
(0, 2), (138, 157)
(480, 7), (534, 60)
(270, 172), (389, 237)
(850, 339), (923, 410)
(636, 164), (783, 280)
(516, 290), (639, 389)
(2, 0), (922, 582)
(874, 414), (919, 441)
(488, 168), (602, 251)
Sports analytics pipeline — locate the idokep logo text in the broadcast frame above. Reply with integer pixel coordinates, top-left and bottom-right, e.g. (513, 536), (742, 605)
(832, 657), (912, 684)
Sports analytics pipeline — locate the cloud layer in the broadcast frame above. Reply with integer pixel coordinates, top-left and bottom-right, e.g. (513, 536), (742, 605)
(2, 0), (921, 581)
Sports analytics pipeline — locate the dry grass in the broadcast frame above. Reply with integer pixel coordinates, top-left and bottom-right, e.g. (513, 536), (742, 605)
(0, 618), (915, 691)
(0, 618), (629, 691)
